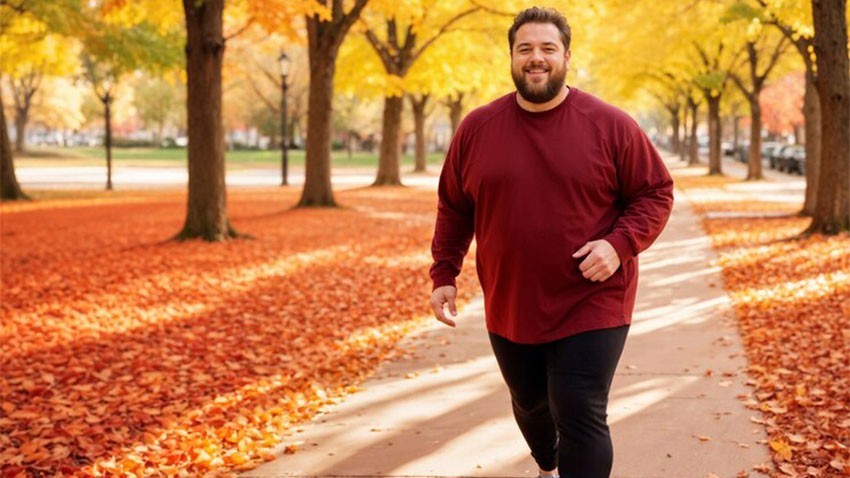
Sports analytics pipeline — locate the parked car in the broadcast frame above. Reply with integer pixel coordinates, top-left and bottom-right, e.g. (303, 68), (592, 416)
(735, 141), (750, 163)
(722, 141), (735, 157)
(761, 141), (785, 169)
(769, 144), (792, 170)
(787, 146), (806, 175)
(777, 145), (805, 174)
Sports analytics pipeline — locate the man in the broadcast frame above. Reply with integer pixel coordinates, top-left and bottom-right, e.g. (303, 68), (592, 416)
(429, 7), (674, 478)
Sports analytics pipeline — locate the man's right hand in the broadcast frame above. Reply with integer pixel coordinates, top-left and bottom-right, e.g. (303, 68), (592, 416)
(430, 285), (458, 328)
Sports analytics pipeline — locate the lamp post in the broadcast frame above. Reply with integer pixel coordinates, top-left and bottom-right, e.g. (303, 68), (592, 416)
(278, 52), (290, 186)
(102, 76), (114, 191)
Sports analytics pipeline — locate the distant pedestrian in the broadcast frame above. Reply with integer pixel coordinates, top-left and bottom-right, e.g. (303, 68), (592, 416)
(429, 6), (674, 478)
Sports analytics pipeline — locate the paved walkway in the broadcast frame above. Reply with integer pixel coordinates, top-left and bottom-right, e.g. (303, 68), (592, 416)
(14, 165), (441, 190)
(241, 155), (800, 478)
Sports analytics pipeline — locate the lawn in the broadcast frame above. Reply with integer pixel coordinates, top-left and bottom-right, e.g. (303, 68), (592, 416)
(15, 146), (447, 170)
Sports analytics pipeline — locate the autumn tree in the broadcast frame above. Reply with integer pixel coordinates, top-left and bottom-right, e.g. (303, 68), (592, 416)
(647, 87), (682, 155)
(755, 0), (821, 214)
(725, 13), (790, 180)
(0, 80), (25, 199)
(359, 1), (479, 185)
(0, 0), (84, 200)
(407, 93), (430, 172)
(298, 0), (370, 207)
(176, 0), (237, 239)
(78, 5), (180, 191)
(133, 76), (181, 146)
(807, 0), (849, 233)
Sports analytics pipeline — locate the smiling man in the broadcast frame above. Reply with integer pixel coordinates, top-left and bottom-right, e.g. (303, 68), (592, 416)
(429, 7), (675, 478)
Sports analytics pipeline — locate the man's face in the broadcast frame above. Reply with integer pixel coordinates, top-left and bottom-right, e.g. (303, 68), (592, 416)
(511, 22), (571, 104)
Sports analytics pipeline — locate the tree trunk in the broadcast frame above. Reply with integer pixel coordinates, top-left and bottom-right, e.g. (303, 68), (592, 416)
(669, 105), (680, 155)
(807, 0), (850, 234)
(13, 109), (27, 153)
(0, 84), (28, 201)
(298, 2), (368, 206)
(746, 98), (764, 180)
(802, 71), (822, 216)
(680, 104), (689, 162)
(104, 96), (113, 190)
(11, 77), (37, 153)
(177, 0), (236, 241)
(707, 95), (723, 175)
(300, 45), (338, 206)
(447, 93), (464, 139)
(409, 94), (429, 173)
(373, 94), (404, 186)
(732, 113), (741, 151)
(688, 100), (700, 167)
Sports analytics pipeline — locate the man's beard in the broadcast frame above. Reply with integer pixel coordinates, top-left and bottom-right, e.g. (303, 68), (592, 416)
(512, 62), (567, 104)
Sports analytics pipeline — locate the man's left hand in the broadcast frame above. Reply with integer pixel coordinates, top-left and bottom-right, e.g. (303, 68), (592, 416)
(572, 240), (621, 282)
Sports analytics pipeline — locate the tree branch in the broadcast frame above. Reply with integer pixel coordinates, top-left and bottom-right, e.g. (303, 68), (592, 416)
(467, 0), (513, 17)
(224, 16), (255, 41)
(759, 35), (790, 82)
(247, 76), (278, 113)
(365, 28), (396, 72)
(411, 7), (480, 63)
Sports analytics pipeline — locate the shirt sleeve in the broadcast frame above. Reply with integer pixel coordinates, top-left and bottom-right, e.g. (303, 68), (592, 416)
(430, 127), (475, 290)
(603, 127), (675, 263)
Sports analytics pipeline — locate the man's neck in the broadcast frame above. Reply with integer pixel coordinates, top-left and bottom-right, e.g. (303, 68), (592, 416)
(516, 85), (570, 112)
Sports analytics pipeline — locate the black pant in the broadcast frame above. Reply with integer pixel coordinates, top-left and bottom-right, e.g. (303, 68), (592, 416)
(489, 325), (629, 478)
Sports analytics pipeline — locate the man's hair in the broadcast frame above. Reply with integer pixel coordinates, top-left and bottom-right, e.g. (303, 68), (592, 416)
(507, 6), (571, 51)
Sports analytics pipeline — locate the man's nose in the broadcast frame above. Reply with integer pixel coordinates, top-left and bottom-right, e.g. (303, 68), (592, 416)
(529, 48), (545, 61)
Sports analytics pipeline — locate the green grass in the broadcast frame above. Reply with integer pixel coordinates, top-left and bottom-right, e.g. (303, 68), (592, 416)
(17, 146), (446, 169)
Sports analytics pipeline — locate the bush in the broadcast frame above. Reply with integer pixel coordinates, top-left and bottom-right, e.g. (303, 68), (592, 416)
(110, 137), (158, 148)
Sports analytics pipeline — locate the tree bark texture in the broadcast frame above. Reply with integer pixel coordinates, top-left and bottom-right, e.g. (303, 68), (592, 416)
(11, 73), (39, 153)
(447, 93), (464, 140)
(373, 95), (404, 185)
(747, 99), (764, 180)
(410, 94), (429, 172)
(802, 69), (822, 216)
(688, 99), (700, 167)
(299, 0), (369, 207)
(669, 105), (680, 155)
(177, 0), (236, 240)
(13, 112), (26, 153)
(707, 95), (723, 175)
(300, 42), (338, 207)
(0, 84), (27, 201)
(808, 0), (850, 234)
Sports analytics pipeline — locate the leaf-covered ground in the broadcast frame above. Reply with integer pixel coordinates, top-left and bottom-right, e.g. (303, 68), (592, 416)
(0, 187), (479, 477)
(674, 172), (850, 477)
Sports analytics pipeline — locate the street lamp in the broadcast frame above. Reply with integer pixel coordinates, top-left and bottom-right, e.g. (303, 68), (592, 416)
(278, 52), (291, 186)
(102, 76), (115, 191)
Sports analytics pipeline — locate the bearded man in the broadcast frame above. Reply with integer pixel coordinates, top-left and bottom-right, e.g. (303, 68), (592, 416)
(429, 7), (675, 478)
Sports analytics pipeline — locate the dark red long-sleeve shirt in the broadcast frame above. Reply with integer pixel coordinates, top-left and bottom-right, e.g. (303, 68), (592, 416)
(430, 88), (674, 344)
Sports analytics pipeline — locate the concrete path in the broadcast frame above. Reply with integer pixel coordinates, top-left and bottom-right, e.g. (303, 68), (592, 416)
(243, 156), (779, 478)
(14, 165), (441, 190)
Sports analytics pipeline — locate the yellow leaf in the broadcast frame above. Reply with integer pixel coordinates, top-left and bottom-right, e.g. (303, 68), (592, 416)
(770, 440), (793, 461)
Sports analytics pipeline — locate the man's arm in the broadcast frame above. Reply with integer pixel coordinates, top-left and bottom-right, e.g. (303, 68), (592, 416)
(603, 127), (675, 263)
(429, 130), (475, 326)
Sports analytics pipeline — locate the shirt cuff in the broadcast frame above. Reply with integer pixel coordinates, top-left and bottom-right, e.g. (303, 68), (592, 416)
(431, 273), (457, 291)
(602, 233), (635, 264)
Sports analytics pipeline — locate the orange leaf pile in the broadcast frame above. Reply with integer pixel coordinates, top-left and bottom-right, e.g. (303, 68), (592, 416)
(0, 187), (479, 477)
(674, 172), (850, 477)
